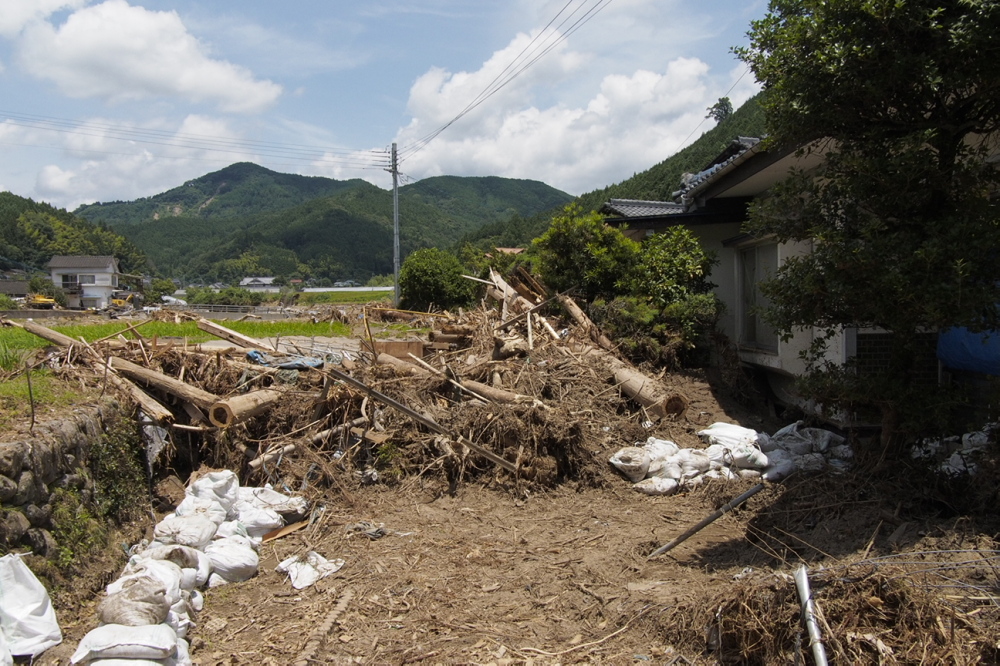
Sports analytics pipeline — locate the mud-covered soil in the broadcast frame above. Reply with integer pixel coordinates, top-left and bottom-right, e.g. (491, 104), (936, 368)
(8, 308), (1000, 664)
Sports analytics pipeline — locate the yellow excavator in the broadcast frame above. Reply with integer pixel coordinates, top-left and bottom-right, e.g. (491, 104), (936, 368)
(26, 293), (56, 309)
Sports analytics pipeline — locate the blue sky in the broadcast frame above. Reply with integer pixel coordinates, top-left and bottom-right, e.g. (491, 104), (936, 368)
(0, 0), (765, 210)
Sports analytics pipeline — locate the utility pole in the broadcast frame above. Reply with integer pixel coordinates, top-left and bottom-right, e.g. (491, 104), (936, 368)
(390, 143), (400, 307)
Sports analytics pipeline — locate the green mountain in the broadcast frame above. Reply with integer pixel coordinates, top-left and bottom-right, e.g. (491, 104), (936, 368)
(0, 192), (146, 274)
(461, 94), (767, 249)
(75, 164), (573, 282)
(76, 162), (368, 225)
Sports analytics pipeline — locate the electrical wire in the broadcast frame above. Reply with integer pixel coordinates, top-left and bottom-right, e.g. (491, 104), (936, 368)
(398, 0), (615, 163)
(0, 109), (391, 169)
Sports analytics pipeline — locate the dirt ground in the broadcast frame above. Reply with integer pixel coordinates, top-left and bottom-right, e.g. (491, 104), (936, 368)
(8, 306), (1000, 664)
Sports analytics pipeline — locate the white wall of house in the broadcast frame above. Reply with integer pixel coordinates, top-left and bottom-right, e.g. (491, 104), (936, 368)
(49, 267), (118, 309)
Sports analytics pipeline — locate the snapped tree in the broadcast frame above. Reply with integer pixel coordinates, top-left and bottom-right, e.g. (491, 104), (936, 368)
(736, 0), (1000, 439)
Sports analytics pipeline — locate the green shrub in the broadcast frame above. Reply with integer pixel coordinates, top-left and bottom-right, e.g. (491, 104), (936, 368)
(90, 418), (148, 522)
(532, 205), (639, 299)
(399, 248), (476, 311)
(0, 294), (17, 310)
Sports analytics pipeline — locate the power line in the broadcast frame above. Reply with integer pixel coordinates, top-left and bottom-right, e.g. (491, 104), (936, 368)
(0, 109), (391, 169)
(398, 0), (615, 163)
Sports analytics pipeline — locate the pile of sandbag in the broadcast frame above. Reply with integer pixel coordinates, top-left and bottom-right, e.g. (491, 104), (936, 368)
(912, 423), (996, 476)
(70, 471), (307, 665)
(610, 421), (852, 496)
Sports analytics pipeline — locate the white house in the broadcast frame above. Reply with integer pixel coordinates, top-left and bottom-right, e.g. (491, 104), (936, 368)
(239, 276), (280, 293)
(46, 255), (120, 309)
(601, 138), (921, 419)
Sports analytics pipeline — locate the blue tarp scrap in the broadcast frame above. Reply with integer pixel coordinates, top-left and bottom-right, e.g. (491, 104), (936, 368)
(937, 327), (1000, 376)
(245, 349), (325, 370)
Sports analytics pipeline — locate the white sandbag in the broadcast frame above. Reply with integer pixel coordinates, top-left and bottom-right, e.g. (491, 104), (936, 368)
(111, 561), (183, 608)
(207, 573), (228, 588)
(632, 477), (678, 496)
(146, 546), (212, 589)
(0, 553), (63, 657)
(215, 520), (250, 540)
(237, 486), (308, 516)
(174, 496), (227, 526)
(70, 624), (176, 663)
(166, 610), (192, 640)
(186, 470), (239, 515)
(796, 453), (827, 473)
(674, 449), (711, 478)
(697, 422), (762, 449)
(0, 631), (11, 666)
(762, 460), (797, 482)
(153, 515), (217, 550)
(98, 576), (169, 626)
(648, 459), (683, 481)
(232, 500), (283, 539)
(173, 638), (192, 666)
(738, 469), (762, 480)
(642, 437), (678, 462)
(204, 537), (259, 583)
(722, 443), (769, 470)
(188, 590), (204, 613)
(87, 659), (167, 665)
(275, 552), (346, 589)
(828, 444), (854, 460)
(609, 447), (650, 482)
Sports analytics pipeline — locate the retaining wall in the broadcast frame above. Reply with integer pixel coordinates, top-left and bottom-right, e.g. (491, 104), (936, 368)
(0, 401), (120, 555)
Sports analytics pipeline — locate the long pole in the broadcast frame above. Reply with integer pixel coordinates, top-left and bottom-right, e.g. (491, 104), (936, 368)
(648, 482), (766, 557)
(391, 142), (400, 307)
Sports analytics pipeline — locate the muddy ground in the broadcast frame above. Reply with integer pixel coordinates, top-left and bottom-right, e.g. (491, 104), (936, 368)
(8, 308), (1000, 664)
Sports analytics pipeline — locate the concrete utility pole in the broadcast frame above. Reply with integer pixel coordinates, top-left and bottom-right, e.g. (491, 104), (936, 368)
(391, 143), (400, 307)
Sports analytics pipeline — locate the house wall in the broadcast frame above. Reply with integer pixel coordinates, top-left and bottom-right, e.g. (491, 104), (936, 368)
(49, 268), (118, 309)
(685, 223), (743, 339)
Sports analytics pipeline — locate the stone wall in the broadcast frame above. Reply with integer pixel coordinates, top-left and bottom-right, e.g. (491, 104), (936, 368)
(0, 402), (120, 555)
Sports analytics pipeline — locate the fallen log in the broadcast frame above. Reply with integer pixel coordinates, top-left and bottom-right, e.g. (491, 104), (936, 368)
(109, 356), (219, 410)
(376, 353), (430, 376)
(196, 318), (279, 353)
(558, 295), (614, 351)
(209, 389), (284, 428)
(21, 320), (81, 348)
(568, 342), (678, 420)
(100, 363), (175, 423)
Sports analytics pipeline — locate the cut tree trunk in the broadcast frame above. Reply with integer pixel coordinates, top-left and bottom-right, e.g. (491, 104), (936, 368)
(209, 389), (284, 428)
(197, 318), (279, 353)
(109, 356), (219, 410)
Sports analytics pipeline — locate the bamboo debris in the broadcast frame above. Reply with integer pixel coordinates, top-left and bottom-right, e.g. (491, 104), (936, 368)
(248, 416), (369, 470)
(209, 389), (285, 428)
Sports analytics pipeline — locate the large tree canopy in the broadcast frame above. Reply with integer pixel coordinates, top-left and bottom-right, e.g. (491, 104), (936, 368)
(736, 0), (1000, 436)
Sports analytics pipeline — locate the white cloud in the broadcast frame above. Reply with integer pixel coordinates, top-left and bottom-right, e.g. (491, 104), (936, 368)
(380, 45), (756, 195)
(32, 115), (251, 209)
(18, 0), (282, 113)
(0, 0), (85, 39)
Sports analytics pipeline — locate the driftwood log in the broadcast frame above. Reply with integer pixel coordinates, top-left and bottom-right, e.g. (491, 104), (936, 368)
(376, 353), (429, 376)
(197, 318), (279, 353)
(209, 389), (284, 428)
(109, 356), (219, 410)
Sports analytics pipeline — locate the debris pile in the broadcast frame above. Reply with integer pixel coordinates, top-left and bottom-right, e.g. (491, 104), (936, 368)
(912, 422), (997, 475)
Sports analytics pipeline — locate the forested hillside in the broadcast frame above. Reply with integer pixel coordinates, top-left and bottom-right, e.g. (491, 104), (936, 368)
(0, 192), (146, 274)
(76, 167), (572, 282)
(75, 162), (368, 224)
(460, 94), (766, 250)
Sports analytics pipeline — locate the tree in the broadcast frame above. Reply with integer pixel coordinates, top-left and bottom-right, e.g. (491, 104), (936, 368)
(533, 205), (640, 300)
(736, 0), (1000, 440)
(399, 248), (475, 311)
(706, 97), (733, 123)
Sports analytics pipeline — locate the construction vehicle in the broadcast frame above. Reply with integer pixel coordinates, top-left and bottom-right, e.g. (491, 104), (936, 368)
(111, 292), (135, 308)
(26, 293), (56, 309)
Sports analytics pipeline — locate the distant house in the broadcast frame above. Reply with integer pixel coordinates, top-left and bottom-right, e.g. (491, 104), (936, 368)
(46, 256), (120, 309)
(239, 276), (280, 293)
